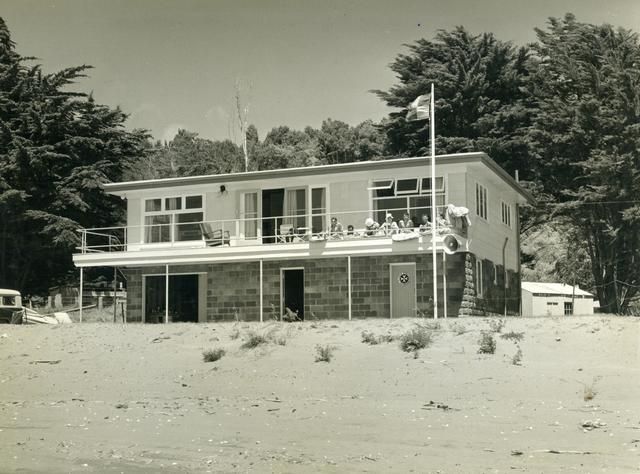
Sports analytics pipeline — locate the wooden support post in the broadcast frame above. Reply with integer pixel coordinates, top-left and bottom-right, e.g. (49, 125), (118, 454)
(165, 264), (169, 324)
(113, 267), (118, 323)
(79, 267), (83, 323)
(259, 259), (264, 323)
(442, 252), (447, 318)
(348, 255), (352, 320)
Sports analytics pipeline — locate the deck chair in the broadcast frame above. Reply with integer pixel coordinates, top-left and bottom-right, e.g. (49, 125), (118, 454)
(199, 223), (231, 247)
(278, 224), (294, 243)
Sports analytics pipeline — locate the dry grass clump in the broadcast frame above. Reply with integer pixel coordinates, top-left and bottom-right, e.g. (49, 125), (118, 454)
(418, 320), (441, 331)
(202, 348), (226, 362)
(241, 330), (267, 349)
(477, 331), (496, 354)
(450, 322), (467, 335)
(501, 331), (524, 342)
(583, 377), (601, 401)
(488, 318), (506, 333)
(361, 330), (379, 345)
(399, 327), (433, 353)
(511, 347), (523, 365)
(361, 330), (396, 345)
(315, 344), (334, 362)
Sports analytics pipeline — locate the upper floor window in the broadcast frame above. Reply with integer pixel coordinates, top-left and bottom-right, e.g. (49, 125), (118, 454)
(372, 177), (445, 225)
(501, 201), (512, 228)
(144, 195), (204, 243)
(476, 183), (488, 220)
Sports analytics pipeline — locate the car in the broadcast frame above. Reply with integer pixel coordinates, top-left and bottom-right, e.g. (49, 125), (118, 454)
(0, 289), (24, 324)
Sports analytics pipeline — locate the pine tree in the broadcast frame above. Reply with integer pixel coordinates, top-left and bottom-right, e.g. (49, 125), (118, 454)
(527, 14), (640, 313)
(0, 17), (148, 294)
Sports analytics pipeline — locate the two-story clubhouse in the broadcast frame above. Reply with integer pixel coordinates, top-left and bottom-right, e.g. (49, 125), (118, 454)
(73, 152), (533, 323)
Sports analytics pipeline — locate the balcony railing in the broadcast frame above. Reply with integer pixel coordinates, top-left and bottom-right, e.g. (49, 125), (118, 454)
(76, 206), (468, 254)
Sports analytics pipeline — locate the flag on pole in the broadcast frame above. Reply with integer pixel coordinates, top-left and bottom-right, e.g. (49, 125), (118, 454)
(406, 94), (430, 121)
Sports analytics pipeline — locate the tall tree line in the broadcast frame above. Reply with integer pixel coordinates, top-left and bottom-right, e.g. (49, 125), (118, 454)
(0, 18), (147, 294)
(2, 14), (639, 313)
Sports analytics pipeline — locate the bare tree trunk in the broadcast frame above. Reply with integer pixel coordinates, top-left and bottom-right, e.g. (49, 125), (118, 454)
(235, 79), (251, 172)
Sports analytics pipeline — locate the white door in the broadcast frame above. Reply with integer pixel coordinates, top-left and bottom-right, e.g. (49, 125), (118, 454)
(390, 263), (416, 318)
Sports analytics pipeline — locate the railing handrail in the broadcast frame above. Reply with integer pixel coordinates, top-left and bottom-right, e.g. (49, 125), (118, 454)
(75, 204), (462, 253)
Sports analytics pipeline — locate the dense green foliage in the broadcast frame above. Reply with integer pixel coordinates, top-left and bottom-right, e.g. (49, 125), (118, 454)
(0, 18), (147, 294)
(374, 27), (532, 178)
(526, 14), (640, 313)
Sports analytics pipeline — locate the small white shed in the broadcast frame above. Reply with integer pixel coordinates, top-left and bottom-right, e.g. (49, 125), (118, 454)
(521, 282), (594, 316)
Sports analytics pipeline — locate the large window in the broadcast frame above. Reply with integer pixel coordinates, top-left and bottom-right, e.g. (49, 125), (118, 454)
(476, 183), (488, 220)
(144, 195), (204, 243)
(372, 177), (445, 224)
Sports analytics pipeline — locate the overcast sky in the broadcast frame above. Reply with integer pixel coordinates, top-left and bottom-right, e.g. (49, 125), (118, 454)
(2, 0), (639, 143)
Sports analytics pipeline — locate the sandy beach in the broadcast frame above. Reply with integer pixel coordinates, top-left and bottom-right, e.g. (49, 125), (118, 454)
(0, 316), (638, 473)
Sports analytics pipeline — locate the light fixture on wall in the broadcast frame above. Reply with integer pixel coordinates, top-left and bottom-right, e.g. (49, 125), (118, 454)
(219, 184), (227, 194)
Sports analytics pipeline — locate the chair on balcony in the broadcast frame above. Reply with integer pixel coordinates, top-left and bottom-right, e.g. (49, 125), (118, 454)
(278, 224), (294, 243)
(199, 223), (231, 247)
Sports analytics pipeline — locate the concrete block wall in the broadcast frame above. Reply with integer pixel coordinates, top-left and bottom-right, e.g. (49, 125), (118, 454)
(122, 251), (513, 322)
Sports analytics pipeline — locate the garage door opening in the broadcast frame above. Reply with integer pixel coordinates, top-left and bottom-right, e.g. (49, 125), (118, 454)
(144, 274), (200, 323)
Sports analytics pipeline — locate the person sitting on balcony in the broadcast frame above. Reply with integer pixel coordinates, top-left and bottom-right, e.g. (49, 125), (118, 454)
(398, 212), (415, 232)
(346, 224), (355, 237)
(418, 214), (431, 234)
(327, 217), (344, 239)
(380, 213), (399, 236)
(364, 217), (380, 236)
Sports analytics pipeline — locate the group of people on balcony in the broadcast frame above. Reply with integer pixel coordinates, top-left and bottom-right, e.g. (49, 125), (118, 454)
(279, 203), (471, 242)
(322, 205), (470, 240)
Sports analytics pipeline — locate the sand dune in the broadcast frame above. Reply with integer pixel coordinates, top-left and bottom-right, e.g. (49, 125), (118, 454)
(0, 316), (638, 473)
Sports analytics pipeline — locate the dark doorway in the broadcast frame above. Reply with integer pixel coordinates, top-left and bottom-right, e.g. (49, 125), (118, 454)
(262, 188), (284, 243)
(144, 274), (199, 323)
(282, 269), (304, 320)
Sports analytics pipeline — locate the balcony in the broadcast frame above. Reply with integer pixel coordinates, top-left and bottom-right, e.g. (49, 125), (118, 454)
(74, 207), (469, 267)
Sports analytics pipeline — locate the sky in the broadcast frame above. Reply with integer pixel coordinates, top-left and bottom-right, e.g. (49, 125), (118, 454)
(2, 0), (639, 143)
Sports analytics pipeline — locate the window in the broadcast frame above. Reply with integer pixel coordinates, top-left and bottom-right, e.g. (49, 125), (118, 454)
(1, 296), (16, 306)
(368, 179), (394, 191)
(241, 192), (258, 239)
(476, 259), (483, 297)
(564, 302), (573, 315)
(284, 188), (306, 230)
(494, 266), (498, 285)
(372, 176), (446, 224)
(501, 201), (512, 228)
(396, 178), (419, 195)
(143, 195), (204, 243)
(420, 177), (445, 193)
(476, 183), (488, 220)
(311, 187), (326, 233)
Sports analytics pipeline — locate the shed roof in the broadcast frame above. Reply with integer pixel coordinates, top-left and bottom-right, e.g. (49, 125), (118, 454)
(521, 282), (593, 298)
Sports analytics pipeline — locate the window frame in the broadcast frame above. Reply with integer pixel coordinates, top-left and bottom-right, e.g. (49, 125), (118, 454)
(142, 194), (205, 243)
(475, 182), (488, 221)
(501, 200), (512, 228)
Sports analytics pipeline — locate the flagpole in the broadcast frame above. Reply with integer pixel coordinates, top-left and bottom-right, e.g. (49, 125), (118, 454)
(430, 83), (438, 319)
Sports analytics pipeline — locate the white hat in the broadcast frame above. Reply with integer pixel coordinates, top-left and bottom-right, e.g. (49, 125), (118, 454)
(386, 213), (393, 219)
(365, 217), (374, 226)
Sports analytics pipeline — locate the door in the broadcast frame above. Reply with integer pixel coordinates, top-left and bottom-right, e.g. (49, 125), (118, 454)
(281, 268), (304, 320)
(390, 263), (416, 318)
(262, 189), (284, 243)
(144, 274), (199, 323)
